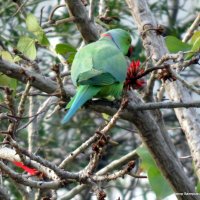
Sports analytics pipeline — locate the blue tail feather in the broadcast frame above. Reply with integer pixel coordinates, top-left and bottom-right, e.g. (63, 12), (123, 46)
(61, 85), (100, 124)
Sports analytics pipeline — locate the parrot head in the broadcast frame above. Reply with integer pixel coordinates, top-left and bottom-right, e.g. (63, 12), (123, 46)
(101, 29), (132, 56)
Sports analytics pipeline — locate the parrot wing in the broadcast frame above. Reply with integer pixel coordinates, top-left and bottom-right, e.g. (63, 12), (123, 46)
(77, 69), (117, 86)
(71, 39), (128, 86)
(66, 71), (118, 112)
(92, 45), (128, 83)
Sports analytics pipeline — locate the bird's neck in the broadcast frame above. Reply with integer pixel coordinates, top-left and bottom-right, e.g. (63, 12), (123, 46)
(100, 34), (120, 50)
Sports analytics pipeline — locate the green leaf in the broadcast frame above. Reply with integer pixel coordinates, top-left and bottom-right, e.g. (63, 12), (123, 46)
(186, 36), (200, 59)
(67, 52), (76, 64)
(190, 31), (200, 45)
(1, 51), (14, 63)
(165, 36), (192, 53)
(136, 146), (173, 199)
(1, 51), (21, 63)
(26, 14), (41, 33)
(0, 92), (3, 102)
(196, 182), (200, 193)
(55, 43), (77, 55)
(36, 31), (50, 46)
(13, 55), (21, 62)
(25, 14), (50, 47)
(0, 75), (17, 90)
(148, 166), (173, 199)
(192, 37), (200, 52)
(102, 113), (110, 121)
(136, 146), (156, 170)
(17, 36), (36, 60)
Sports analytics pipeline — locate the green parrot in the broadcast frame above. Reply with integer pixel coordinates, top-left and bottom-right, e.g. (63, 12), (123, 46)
(62, 29), (132, 124)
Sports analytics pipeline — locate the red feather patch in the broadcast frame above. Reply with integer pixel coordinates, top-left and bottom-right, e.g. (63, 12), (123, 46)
(101, 33), (112, 39)
(13, 161), (38, 175)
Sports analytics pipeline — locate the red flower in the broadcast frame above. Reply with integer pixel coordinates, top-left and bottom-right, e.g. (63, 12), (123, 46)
(13, 161), (38, 176)
(124, 60), (145, 90)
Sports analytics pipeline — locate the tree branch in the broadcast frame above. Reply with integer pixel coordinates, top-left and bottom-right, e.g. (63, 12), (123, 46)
(94, 91), (198, 199)
(0, 147), (59, 180)
(65, 0), (99, 43)
(0, 59), (58, 94)
(125, 0), (200, 198)
(59, 149), (138, 200)
(183, 13), (200, 43)
(0, 160), (62, 189)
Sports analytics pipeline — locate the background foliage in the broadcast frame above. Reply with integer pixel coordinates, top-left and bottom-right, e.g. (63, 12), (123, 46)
(0, 0), (200, 199)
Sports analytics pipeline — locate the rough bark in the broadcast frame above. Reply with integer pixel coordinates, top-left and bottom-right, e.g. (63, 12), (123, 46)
(0, 59), (57, 93)
(65, 0), (99, 43)
(93, 92), (198, 199)
(125, 0), (200, 185)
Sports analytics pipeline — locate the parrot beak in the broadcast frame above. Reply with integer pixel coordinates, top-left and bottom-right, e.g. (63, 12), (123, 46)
(127, 45), (134, 57)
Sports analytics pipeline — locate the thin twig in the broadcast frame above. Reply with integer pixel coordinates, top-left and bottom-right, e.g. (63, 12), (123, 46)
(83, 98), (129, 178)
(182, 14), (200, 43)
(0, 113), (17, 122)
(8, 136), (80, 181)
(134, 52), (193, 80)
(170, 54), (199, 71)
(13, 48), (40, 72)
(4, 87), (15, 115)
(39, 6), (45, 26)
(58, 149), (138, 200)
(12, 0), (28, 17)
(179, 155), (192, 159)
(100, 98), (128, 134)
(92, 161), (136, 182)
(27, 88), (39, 153)
(4, 87), (16, 135)
(169, 69), (200, 95)
(59, 98), (128, 168)
(17, 80), (31, 117)
(128, 172), (147, 179)
(7, 110), (46, 120)
(143, 72), (156, 101)
(48, 4), (66, 22)
(52, 64), (67, 100)
(42, 17), (75, 28)
(0, 104), (9, 110)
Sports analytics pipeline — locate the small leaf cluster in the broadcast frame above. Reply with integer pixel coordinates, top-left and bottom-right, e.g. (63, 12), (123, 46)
(17, 14), (50, 60)
(165, 31), (200, 58)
